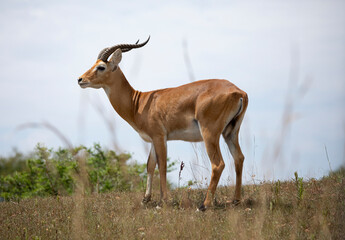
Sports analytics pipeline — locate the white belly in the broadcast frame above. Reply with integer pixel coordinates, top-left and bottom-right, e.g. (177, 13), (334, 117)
(135, 120), (203, 143)
(167, 122), (203, 142)
(138, 131), (152, 142)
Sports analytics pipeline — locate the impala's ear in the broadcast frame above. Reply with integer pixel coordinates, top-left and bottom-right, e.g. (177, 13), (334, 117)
(109, 48), (122, 71)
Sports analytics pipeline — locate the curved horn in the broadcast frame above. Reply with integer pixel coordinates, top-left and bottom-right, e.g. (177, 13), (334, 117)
(98, 36), (150, 62)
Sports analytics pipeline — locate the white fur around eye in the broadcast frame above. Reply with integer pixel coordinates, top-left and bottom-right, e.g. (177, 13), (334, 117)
(93, 64), (107, 72)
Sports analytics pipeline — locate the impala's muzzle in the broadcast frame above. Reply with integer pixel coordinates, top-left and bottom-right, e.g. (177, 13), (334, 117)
(78, 78), (89, 88)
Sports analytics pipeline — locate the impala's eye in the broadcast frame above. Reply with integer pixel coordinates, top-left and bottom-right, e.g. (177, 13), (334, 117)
(97, 66), (106, 71)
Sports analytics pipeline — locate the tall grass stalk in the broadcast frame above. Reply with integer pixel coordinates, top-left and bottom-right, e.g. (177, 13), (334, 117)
(294, 171), (304, 206)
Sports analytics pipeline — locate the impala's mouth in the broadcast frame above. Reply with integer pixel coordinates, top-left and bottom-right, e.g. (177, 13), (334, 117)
(78, 82), (89, 88)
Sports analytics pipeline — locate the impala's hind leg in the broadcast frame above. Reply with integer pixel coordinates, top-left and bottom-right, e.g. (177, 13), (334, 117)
(199, 129), (225, 210)
(223, 115), (245, 203)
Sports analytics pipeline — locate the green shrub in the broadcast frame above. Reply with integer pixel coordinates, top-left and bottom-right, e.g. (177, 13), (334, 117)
(0, 143), (175, 201)
(0, 150), (28, 175)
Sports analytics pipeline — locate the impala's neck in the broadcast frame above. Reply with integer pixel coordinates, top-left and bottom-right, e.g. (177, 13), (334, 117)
(103, 68), (138, 126)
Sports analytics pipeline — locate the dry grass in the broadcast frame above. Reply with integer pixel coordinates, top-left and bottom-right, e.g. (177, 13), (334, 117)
(0, 170), (344, 240)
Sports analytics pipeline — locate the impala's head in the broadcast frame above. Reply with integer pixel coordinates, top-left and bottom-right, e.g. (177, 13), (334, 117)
(78, 37), (150, 89)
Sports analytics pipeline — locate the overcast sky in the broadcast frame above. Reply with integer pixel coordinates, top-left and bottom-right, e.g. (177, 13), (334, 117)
(0, 0), (344, 186)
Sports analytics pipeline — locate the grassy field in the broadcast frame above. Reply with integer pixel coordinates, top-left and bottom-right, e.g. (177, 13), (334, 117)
(0, 168), (344, 240)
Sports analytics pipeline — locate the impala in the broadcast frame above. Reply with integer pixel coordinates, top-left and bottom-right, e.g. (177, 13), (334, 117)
(78, 37), (248, 211)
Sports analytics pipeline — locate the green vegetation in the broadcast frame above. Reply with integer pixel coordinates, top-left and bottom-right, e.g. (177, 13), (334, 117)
(0, 144), (175, 201)
(294, 171), (305, 206)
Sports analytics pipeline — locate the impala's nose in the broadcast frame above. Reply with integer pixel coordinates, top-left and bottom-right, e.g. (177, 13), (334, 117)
(78, 78), (83, 84)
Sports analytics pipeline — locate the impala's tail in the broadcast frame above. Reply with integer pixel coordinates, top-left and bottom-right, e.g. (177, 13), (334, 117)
(234, 97), (244, 119)
(223, 93), (248, 138)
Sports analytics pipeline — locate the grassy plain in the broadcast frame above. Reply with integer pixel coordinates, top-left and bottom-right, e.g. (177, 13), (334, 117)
(1, 168), (344, 240)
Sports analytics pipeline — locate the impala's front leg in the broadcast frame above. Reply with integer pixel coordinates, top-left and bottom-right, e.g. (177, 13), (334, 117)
(142, 144), (157, 204)
(152, 136), (168, 202)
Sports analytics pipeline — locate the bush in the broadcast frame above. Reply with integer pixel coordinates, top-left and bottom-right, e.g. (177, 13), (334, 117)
(0, 150), (28, 175)
(0, 143), (175, 201)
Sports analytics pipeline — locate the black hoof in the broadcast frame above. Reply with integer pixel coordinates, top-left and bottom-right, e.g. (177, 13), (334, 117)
(142, 196), (151, 204)
(158, 199), (168, 207)
(198, 204), (207, 212)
